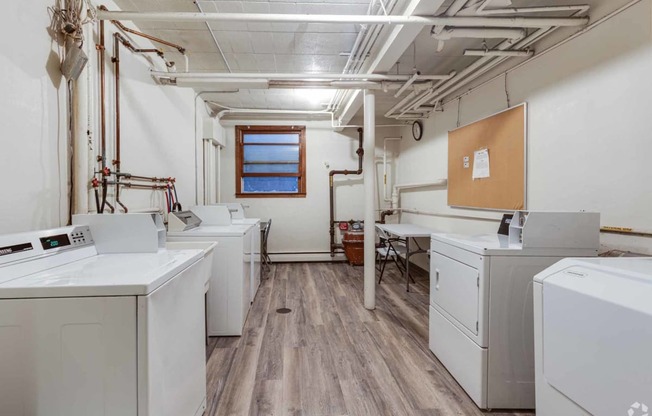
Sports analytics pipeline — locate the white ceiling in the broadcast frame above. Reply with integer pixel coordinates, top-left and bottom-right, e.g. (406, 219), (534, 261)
(111, 0), (632, 120)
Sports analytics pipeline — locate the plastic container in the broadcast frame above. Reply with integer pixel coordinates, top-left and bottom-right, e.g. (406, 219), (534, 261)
(342, 231), (365, 266)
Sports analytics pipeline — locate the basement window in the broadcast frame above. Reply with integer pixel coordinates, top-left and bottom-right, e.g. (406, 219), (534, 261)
(235, 126), (306, 198)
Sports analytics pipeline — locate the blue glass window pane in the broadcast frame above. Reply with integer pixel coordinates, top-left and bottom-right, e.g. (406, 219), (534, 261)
(243, 164), (299, 173)
(243, 133), (300, 144)
(243, 177), (299, 193)
(243, 145), (299, 163)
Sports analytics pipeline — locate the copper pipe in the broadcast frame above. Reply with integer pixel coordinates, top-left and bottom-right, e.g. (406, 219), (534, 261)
(116, 173), (173, 183)
(99, 5), (186, 54)
(113, 33), (122, 174)
(380, 209), (395, 224)
(112, 33), (127, 213)
(601, 227), (652, 238)
(98, 19), (106, 169)
(98, 19), (109, 212)
(108, 181), (169, 190)
(329, 127), (364, 257)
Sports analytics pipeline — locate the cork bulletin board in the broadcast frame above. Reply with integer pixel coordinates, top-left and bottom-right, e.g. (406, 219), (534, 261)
(447, 104), (526, 210)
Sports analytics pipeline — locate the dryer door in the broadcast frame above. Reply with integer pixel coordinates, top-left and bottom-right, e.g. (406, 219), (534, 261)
(431, 252), (480, 337)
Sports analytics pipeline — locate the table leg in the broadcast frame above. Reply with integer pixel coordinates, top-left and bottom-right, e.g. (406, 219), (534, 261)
(405, 238), (411, 292)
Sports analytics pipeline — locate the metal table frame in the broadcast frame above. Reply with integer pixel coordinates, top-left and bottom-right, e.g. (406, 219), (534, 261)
(375, 223), (437, 291)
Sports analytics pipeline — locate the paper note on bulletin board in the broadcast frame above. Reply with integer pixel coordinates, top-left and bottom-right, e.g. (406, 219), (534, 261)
(447, 104), (526, 210)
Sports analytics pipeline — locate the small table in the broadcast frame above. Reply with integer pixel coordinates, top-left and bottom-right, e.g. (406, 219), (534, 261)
(375, 223), (438, 292)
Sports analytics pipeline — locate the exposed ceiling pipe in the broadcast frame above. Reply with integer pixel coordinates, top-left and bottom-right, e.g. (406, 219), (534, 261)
(432, 27), (526, 40)
(151, 71), (451, 81)
(329, 0), (398, 112)
(386, 26), (552, 118)
(425, 26), (553, 106)
(442, 0), (638, 108)
(394, 71), (420, 98)
(95, 11), (590, 28)
(475, 3), (590, 16)
(432, 0), (471, 36)
(464, 49), (534, 57)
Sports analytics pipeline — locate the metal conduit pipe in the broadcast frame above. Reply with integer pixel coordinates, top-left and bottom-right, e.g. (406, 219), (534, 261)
(384, 74), (453, 118)
(464, 49), (534, 57)
(426, 26), (554, 105)
(388, 28), (537, 117)
(328, 0), (399, 111)
(475, 4), (590, 15)
(329, 127), (364, 257)
(443, 1), (636, 108)
(432, 27), (526, 40)
(96, 11), (590, 28)
(152, 71), (450, 81)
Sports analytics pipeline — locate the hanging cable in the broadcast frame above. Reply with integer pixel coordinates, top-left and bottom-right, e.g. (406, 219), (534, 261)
(504, 72), (511, 108)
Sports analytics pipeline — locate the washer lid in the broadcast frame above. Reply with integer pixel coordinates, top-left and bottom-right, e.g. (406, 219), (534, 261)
(167, 224), (252, 237)
(542, 258), (652, 416)
(0, 249), (203, 298)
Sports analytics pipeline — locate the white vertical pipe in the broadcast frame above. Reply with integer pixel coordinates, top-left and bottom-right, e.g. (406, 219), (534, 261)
(217, 145), (222, 203)
(363, 90), (376, 310)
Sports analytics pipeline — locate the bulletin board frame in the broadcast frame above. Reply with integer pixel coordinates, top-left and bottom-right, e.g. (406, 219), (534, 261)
(447, 103), (527, 211)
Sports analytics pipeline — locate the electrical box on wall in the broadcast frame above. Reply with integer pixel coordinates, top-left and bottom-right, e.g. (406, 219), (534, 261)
(202, 118), (225, 147)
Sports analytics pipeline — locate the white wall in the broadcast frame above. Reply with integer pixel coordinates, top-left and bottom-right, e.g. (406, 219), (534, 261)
(0, 0), (198, 234)
(218, 119), (397, 261)
(0, 0), (68, 233)
(394, 0), (652, 264)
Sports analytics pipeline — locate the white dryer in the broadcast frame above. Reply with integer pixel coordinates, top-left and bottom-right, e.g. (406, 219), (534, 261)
(534, 257), (652, 416)
(168, 206), (260, 336)
(429, 211), (600, 410)
(0, 224), (209, 416)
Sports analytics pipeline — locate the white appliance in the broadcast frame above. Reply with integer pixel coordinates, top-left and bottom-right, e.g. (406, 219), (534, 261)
(192, 205), (261, 296)
(168, 206), (260, 336)
(534, 257), (652, 416)
(429, 211), (600, 410)
(0, 221), (209, 416)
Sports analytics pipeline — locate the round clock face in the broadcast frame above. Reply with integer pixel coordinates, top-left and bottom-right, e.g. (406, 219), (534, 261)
(412, 120), (423, 141)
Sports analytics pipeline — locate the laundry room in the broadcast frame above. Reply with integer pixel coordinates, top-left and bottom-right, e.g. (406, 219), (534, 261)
(0, 0), (651, 415)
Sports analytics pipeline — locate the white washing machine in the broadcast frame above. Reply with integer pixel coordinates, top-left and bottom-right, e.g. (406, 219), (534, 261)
(0, 223), (209, 416)
(429, 211), (600, 410)
(168, 206), (259, 336)
(534, 257), (652, 416)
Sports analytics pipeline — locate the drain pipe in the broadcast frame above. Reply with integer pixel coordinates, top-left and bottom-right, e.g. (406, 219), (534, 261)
(363, 90), (376, 310)
(329, 127), (364, 256)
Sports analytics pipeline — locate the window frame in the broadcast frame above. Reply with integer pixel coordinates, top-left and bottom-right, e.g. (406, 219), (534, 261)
(235, 125), (307, 198)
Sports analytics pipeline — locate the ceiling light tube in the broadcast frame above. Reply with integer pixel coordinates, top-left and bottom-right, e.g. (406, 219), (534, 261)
(464, 49), (534, 57)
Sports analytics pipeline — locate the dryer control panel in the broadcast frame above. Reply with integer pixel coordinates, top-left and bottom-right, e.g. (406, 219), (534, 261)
(0, 226), (94, 266)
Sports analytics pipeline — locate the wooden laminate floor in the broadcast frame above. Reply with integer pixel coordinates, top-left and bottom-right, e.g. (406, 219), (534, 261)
(205, 262), (535, 416)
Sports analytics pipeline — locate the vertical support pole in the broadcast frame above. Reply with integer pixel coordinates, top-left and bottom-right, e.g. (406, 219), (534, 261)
(363, 90), (376, 310)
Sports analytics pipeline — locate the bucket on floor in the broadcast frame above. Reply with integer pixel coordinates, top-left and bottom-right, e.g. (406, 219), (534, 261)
(342, 230), (364, 266)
